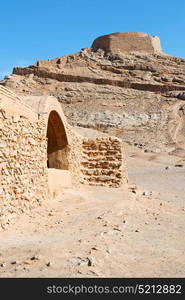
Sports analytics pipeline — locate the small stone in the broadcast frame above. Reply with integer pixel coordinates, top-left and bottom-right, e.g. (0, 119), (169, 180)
(11, 261), (17, 265)
(30, 255), (41, 261)
(142, 191), (149, 196)
(106, 248), (112, 254)
(165, 166), (169, 170)
(129, 184), (138, 194)
(113, 227), (121, 232)
(91, 247), (98, 251)
(0, 263), (6, 267)
(68, 257), (86, 266)
(135, 229), (139, 232)
(46, 262), (52, 267)
(175, 164), (183, 167)
(87, 256), (95, 267)
(48, 212), (54, 216)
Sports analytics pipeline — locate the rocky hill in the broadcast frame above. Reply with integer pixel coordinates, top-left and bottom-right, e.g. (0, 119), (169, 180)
(1, 32), (185, 155)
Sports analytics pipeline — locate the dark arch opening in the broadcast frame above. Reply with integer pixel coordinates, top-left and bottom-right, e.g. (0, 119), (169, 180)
(47, 111), (69, 169)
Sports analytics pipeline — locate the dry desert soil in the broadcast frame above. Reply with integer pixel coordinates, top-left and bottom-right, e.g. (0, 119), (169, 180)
(0, 144), (185, 277)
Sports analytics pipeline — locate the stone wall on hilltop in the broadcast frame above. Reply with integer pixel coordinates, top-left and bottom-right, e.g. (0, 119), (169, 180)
(91, 32), (163, 54)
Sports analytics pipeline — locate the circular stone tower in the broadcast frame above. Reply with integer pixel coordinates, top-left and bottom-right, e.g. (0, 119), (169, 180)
(91, 32), (163, 54)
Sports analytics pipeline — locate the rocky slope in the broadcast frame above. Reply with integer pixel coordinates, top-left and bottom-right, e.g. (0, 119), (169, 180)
(1, 32), (185, 154)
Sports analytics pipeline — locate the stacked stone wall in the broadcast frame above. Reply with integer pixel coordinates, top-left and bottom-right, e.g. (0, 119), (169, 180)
(0, 88), (127, 230)
(81, 137), (127, 187)
(92, 32), (162, 54)
(13, 67), (185, 94)
(0, 90), (48, 230)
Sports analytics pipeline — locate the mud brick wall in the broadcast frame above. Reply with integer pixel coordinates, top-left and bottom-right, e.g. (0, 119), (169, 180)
(92, 32), (162, 54)
(0, 112), (48, 230)
(81, 137), (127, 187)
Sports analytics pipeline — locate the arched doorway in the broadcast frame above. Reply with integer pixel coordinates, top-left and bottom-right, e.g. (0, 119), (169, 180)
(47, 110), (69, 169)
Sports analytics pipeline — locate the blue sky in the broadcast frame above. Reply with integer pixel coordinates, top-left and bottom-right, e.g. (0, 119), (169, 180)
(0, 0), (185, 79)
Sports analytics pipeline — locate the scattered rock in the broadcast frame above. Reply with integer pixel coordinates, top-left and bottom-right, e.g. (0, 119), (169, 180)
(0, 262), (6, 267)
(48, 212), (54, 216)
(106, 248), (112, 254)
(30, 255), (41, 261)
(142, 191), (149, 196)
(91, 247), (99, 251)
(175, 164), (183, 167)
(113, 227), (121, 232)
(68, 257), (87, 267)
(87, 256), (96, 267)
(88, 270), (100, 276)
(129, 184), (138, 194)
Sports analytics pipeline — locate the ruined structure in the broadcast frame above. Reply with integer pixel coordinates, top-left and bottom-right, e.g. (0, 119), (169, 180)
(91, 32), (163, 54)
(0, 85), (127, 229)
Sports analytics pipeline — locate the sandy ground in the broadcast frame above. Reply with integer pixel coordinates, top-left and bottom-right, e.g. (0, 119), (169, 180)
(0, 145), (185, 277)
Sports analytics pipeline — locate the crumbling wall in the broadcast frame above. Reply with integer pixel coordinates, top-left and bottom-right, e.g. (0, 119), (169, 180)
(92, 32), (163, 54)
(0, 88), (128, 230)
(0, 87), (48, 230)
(81, 137), (127, 187)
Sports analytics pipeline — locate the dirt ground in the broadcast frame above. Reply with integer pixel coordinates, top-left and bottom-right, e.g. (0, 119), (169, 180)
(0, 145), (185, 277)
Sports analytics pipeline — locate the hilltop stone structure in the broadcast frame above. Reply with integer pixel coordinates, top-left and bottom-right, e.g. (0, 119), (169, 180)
(0, 85), (127, 229)
(91, 32), (163, 54)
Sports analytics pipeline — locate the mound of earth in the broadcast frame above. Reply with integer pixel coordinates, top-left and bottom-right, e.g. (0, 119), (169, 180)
(1, 32), (185, 154)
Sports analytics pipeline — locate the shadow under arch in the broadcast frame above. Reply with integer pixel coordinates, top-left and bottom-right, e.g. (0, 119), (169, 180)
(47, 110), (69, 169)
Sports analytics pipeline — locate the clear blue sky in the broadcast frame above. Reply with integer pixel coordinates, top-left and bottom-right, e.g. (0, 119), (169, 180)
(0, 0), (185, 79)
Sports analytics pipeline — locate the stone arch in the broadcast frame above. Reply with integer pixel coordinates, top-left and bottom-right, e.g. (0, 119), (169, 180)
(47, 110), (69, 169)
(22, 95), (71, 170)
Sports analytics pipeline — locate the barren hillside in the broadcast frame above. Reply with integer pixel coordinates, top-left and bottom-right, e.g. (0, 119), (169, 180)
(1, 32), (185, 154)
